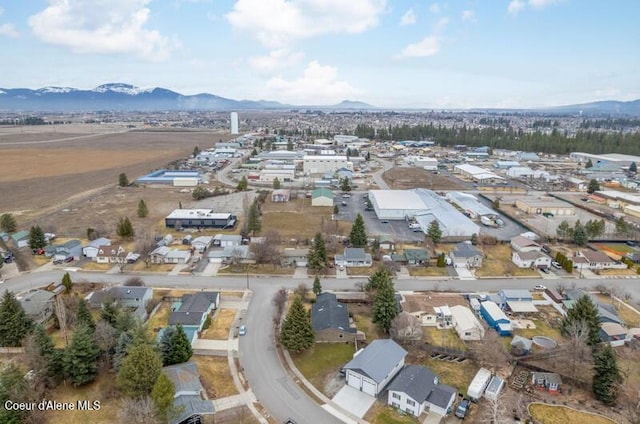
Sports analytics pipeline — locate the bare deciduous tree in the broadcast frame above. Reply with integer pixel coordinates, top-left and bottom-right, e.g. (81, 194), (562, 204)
(118, 397), (158, 424)
(472, 329), (510, 374)
(295, 283), (308, 301)
(249, 230), (282, 267)
(54, 296), (69, 347)
(135, 231), (158, 268)
(272, 288), (288, 322)
(389, 312), (423, 344)
(480, 393), (508, 424)
(558, 319), (592, 390)
(95, 321), (118, 369)
(124, 276), (145, 286)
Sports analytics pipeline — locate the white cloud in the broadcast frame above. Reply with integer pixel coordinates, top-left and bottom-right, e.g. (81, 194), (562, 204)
(508, 0), (525, 15)
(0, 23), (18, 38)
(434, 17), (449, 33)
(226, 0), (387, 48)
(528, 0), (561, 8)
(429, 3), (440, 14)
(249, 49), (305, 74)
(461, 10), (476, 23)
(28, 0), (171, 61)
(400, 8), (416, 26)
(398, 36), (440, 58)
(264, 60), (359, 104)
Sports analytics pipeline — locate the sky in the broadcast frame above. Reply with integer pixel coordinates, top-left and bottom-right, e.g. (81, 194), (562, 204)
(0, 0), (639, 108)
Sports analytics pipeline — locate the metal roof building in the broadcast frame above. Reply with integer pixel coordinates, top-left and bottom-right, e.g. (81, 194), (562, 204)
(446, 192), (495, 218)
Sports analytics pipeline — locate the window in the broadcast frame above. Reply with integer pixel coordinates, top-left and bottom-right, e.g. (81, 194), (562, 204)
(407, 399), (415, 406)
(392, 393), (401, 400)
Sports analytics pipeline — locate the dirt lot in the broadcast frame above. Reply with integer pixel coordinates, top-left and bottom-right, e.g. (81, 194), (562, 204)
(382, 166), (467, 190)
(401, 292), (469, 314)
(0, 125), (232, 230)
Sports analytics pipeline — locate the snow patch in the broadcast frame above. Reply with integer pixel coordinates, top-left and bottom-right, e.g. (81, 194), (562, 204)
(92, 83), (154, 95)
(38, 86), (76, 94)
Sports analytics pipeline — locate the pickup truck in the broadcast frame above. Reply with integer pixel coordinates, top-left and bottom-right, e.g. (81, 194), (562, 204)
(455, 399), (470, 419)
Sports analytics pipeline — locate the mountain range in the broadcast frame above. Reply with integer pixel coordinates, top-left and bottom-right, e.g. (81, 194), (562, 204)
(0, 83), (638, 115)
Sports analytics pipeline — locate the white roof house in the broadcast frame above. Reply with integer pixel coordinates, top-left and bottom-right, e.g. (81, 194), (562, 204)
(450, 305), (485, 341)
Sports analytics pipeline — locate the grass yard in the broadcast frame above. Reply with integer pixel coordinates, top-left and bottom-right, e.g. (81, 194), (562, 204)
(418, 357), (475, 393)
(424, 327), (468, 351)
(476, 244), (540, 277)
(514, 319), (563, 341)
(291, 343), (356, 393)
(190, 356), (239, 398)
(217, 263), (295, 275)
(47, 372), (120, 424)
(201, 309), (236, 339)
(347, 266), (379, 276)
(594, 294), (640, 327)
(408, 267), (450, 277)
(353, 311), (387, 341)
(364, 403), (419, 424)
(528, 403), (617, 424)
(146, 302), (171, 339)
(595, 243), (636, 254)
(81, 262), (113, 271)
(597, 268), (637, 276)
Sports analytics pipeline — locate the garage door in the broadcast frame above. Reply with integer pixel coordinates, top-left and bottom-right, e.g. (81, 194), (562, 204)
(362, 380), (376, 396)
(347, 373), (361, 390)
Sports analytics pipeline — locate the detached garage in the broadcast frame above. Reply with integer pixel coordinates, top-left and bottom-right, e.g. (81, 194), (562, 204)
(343, 339), (407, 397)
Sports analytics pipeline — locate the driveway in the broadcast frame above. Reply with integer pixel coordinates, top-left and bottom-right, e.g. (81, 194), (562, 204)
(423, 412), (444, 424)
(454, 266), (475, 280)
(331, 385), (376, 418)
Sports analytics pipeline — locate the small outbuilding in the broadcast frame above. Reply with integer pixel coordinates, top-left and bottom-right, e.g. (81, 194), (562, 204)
(311, 188), (334, 207)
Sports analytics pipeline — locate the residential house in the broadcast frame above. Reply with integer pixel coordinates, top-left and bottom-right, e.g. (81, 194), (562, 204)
(10, 230), (30, 248)
(163, 362), (215, 424)
(86, 286), (153, 320)
(480, 301), (512, 336)
(565, 289), (624, 325)
(191, 236), (214, 253)
(532, 372), (562, 394)
(213, 234), (243, 247)
(510, 235), (541, 252)
(207, 245), (254, 264)
(599, 322), (627, 347)
(387, 365), (457, 417)
(450, 305), (485, 341)
(404, 249), (429, 266)
(498, 289), (538, 313)
(311, 188), (334, 207)
(573, 251), (624, 270)
(378, 236), (395, 251)
(280, 248), (309, 267)
(168, 292), (220, 344)
(20, 290), (56, 324)
(82, 237), (111, 259)
(96, 245), (125, 264)
(334, 248), (373, 268)
(449, 242), (483, 268)
(165, 249), (192, 264)
(44, 239), (82, 260)
(311, 292), (357, 342)
(271, 189), (291, 202)
(512, 250), (551, 269)
(150, 246), (170, 264)
(343, 339), (407, 397)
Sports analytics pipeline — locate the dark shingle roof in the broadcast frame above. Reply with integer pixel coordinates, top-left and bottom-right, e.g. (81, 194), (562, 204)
(311, 293), (356, 333)
(168, 292), (219, 326)
(387, 365), (437, 403)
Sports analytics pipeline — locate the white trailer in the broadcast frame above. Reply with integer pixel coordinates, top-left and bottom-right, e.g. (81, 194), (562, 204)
(467, 368), (492, 401)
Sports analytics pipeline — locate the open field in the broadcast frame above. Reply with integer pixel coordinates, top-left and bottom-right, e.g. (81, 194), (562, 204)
(291, 343), (355, 394)
(382, 167), (466, 190)
(528, 403), (616, 424)
(476, 244), (541, 277)
(190, 356), (238, 399)
(201, 308), (236, 339)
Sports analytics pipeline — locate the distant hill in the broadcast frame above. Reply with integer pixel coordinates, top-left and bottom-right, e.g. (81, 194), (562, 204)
(0, 83), (375, 112)
(545, 99), (640, 115)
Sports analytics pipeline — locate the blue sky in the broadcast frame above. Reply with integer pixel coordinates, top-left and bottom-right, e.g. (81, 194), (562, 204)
(1, 0), (638, 108)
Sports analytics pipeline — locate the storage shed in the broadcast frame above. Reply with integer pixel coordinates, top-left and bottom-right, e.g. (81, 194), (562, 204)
(480, 301), (512, 336)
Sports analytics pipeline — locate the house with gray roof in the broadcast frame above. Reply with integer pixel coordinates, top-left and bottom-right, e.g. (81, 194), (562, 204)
(44, 239), (82, 261)
(168, 292), (220, 344)
(213, 234), (243, 247)
(311, 293), (357, 343)
(82, 237), (111, 259)
(86, 286), (153, 320)
(566, 289), (624, 325)
(387, 365), (457, 417)
(20, 290), (56, 324)
(343, 339), (407, 397)
(334, 248), (372, 268)
(449, 242), (483, 268)
(404, 249), (429, 266)
(163, 362), (215, 424)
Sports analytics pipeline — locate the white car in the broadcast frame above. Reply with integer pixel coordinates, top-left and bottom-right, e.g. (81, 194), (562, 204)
(534, 284), (547, 291)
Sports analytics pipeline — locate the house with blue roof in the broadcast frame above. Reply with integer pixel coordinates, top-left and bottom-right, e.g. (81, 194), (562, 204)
(480, 301), (512, 336)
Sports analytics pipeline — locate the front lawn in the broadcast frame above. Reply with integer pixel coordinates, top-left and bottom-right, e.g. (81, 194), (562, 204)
(291, 343), (355, 392)
(190, 356), (238, 398)
(423, 327), (468, 351)
(365, 403), (419, 424)
(528, 403), (616, 424)
(408, 267), (449, 277)
(201, 308), (236, 339)
(476, 244), (540, 277)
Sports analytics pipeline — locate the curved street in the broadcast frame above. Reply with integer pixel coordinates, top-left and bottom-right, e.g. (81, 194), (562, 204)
(2, 271), (639, 423)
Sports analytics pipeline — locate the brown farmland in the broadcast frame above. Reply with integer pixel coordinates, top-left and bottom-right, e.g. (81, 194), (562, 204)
(382, 166), (466, 190)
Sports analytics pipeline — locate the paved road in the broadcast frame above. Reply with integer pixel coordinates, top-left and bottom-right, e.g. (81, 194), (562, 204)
(3, 271), (640, 423)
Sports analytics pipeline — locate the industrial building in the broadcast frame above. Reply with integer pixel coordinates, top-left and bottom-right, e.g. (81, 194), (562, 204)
(303, 155), (352, 174)
(570, 152), (640, 169)
(136, 170), (202, 186)
(446, 192), (495, 219)
(258, 169), (295, 182)
(369, 189), (480, 238)
(454, 164), (505, 184)
(165, 209), (237, 229)
(230, 112), (239, 134)
(515, 197), (574, 216)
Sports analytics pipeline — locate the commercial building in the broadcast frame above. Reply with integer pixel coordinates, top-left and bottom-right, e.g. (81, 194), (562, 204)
(165, 209), (237, 229)
(258, 169), (295, 182)
(311, 188), (334, 206)
(446, 192), (495, 219)
(136, 170), (203, 186)
(570, 152), (640, 169)
(230, 112), (239, 134)
(454, 164), (505, 184)
(303, 155), (352, 174)
(515, 197), (574, 216)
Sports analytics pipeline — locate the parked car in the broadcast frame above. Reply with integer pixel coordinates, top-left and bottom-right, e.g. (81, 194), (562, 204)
(534, 284), (547, 290)
(455, 399), (470, 419)
(541, 245), (551, 254)
(341, 193), (351, 198)
(540, 268), (550, 274)
(32, 248), (45, 255)
(239, 325), (247, 336)
(53, 259), (63, 265)
(341, 200), (347, 206)
(64, 256), (74, 263)
(551, 261), (562, 269)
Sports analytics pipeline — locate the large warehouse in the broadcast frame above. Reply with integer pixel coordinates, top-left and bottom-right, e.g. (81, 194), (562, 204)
(303, 155), (352, 174)
(368, 189), (480, 238)
(165, 209), (237, 229)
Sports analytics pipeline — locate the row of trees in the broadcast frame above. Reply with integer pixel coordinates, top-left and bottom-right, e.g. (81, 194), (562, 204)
(556, 219), (605, 245)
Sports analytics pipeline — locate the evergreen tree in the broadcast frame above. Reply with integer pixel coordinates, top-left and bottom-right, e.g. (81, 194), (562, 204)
(0, 291), (33, 347)
(307, 232), (327, 272)
(192, 146), (200, 157)
(113, 331), (134, 371)
(117, 343), (162, 399)
(312, 275), (322, 296)
(287, 140), (294, 151)
(76, 299), (95, 331)
(118, 173), (129, 187)
(349, 213), (368, 247)
(272, 177), (281, 189)
(137, 199), (149, 218)
(572, 220), (588, 246)
(593, 344), (621, 405)
(251, 148), (258, 156)
(64, 324), (100, 386)
(615, 217), (630, 236)
(560, 295), (601, 346)
(28, 225), (47, 249)
(237, 176), (248, 191)
(28, 325), (63, 387)
(556, 220), (572, 241)
(587, 179), (600, 194)
(436, 253), (446, 267)
(630, 161), (638, 174)
(101, 300), (119, 327)
(584, 219), (605, 239)
(191, 185), (210, 200)
(427, 220), (443, 244)
(0, 213), (17, 233)
(61, 272), (73, 294)
(585, 159), (593, 169)
(280, 296), (314, 353)
(247, 199), (262, 236)
(160, 325), (193, 366)
(492, 199), (500, 210)
(372, 276), (398, 333)
(0, 364), (29, 424)
(366, 266), (391, 291)
(152, 372), (179, 423)
(340, 178), (351, 192)
(116, 216), (135, 239)
(333, 204), (339, 214)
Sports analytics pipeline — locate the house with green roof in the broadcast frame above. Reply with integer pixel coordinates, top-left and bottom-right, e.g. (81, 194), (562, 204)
(311, 188), (334, 206)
